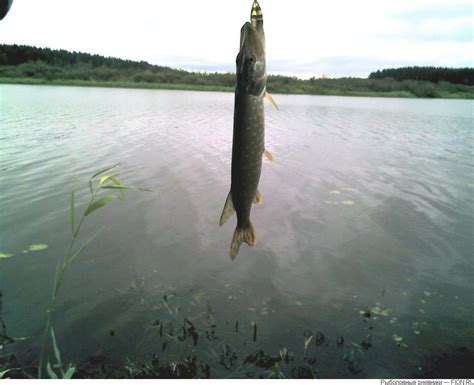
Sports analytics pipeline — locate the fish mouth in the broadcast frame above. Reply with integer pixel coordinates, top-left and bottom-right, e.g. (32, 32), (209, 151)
(235, 2), (267, 95)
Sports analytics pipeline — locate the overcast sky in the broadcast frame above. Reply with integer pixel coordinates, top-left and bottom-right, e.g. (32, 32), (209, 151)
(0, 0), (472, 78)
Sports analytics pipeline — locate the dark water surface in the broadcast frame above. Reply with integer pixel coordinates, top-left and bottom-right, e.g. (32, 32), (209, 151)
(1, 84), (473, 378)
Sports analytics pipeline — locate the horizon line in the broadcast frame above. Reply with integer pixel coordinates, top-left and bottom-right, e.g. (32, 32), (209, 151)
(1, 43), (473, 81)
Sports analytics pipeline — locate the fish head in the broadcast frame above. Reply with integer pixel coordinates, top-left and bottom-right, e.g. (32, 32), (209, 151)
(236, 21), (267, 96)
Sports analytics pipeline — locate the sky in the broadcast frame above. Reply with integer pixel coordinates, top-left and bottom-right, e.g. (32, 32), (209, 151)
(0, 0), (472, 78)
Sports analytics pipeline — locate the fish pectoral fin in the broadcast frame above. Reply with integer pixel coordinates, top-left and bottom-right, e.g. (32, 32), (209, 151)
(230, 221), (256, 259)
(263, 149), (273, 161)
(219, 191), (235, 226)
(254, 190), (263, 205)
(264, 91), (279, 110)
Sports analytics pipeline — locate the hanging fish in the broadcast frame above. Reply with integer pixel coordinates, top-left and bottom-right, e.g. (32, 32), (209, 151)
(220, 0), (276, 259)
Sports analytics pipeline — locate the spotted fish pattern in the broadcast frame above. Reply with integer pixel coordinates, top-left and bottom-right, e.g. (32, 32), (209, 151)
(220, 0), (268, 259)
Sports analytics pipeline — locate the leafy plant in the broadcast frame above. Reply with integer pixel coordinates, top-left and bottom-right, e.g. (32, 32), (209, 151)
(37, 165), (152, 378)
(46, 328), (76, 379)
(0, 366), (19, 379)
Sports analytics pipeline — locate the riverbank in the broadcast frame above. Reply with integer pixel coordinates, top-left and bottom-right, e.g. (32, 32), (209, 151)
(2, 76), (473, 99)
(2, 44), (473, 99)
(0, 77), (233, 93)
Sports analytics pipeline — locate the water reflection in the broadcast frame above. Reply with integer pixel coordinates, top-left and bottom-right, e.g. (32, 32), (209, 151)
(0, 85), (472, 377)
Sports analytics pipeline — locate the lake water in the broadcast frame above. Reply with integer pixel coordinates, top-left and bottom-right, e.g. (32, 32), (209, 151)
(0, 84), (473, 378)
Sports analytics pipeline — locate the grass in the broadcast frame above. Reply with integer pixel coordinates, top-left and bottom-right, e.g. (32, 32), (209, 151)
(1, 76), (473, 99)
(0, 77), (233, 93)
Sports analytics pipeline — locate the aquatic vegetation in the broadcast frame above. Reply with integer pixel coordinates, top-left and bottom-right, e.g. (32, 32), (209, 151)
(45, 328), (76, 379)
(37, 165), (151, 377)
(343, 347), (363, 375)
(360, 335), (372, 350)
(369, 304), (390, 317)
(325, 188), (356, 206)
(314, 332), (325, 346)
(336, 336), (344, 347)
(359, 303), (391, 319)
(2, 276), (470, 378)
(303, 334), (313, 352)
(27, 244), (48, 252)
(392, 334), (403, 343)
(65, 285), (376, 378)
(0, 243), (49, 259)
(0, 360), (22, 380)
(0, 243), (49, 261)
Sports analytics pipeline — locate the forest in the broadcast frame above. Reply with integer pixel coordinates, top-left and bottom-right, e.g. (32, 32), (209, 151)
(368, 67), (473, 85)
(1, 44), (473, 99)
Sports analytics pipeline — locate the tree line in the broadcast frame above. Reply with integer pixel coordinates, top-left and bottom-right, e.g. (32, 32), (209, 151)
(0, 44), (236, 86)
(1, 44), (473, 98)
(369, 67), (473, 86)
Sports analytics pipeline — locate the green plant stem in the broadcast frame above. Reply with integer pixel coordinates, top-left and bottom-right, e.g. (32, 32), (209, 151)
(37, 183), (100, 378)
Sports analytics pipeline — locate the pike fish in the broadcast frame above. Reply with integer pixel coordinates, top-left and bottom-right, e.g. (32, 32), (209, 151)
(220, 0), (275, 259)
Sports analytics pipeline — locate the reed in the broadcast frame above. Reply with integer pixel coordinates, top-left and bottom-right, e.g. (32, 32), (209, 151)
(36, 165), (151, 378)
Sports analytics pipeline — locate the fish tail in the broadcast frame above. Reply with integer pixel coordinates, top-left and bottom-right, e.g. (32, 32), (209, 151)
(230, 220), (256, 259)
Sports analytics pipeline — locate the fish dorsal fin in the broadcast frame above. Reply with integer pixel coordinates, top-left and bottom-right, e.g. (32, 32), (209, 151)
(219, 191), (235, 226)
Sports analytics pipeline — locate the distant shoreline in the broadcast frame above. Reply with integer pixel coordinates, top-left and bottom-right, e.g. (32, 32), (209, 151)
(1, 77), (473, 99)
(0, 77), (233, 93)
(2, 44), (473, 99)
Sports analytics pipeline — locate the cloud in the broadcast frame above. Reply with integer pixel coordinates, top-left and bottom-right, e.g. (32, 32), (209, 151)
(0, 0), (472, 78)
(393, 3), (473, 22)
(382, 14), (473, 43)
(268, 57), (402, 78)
